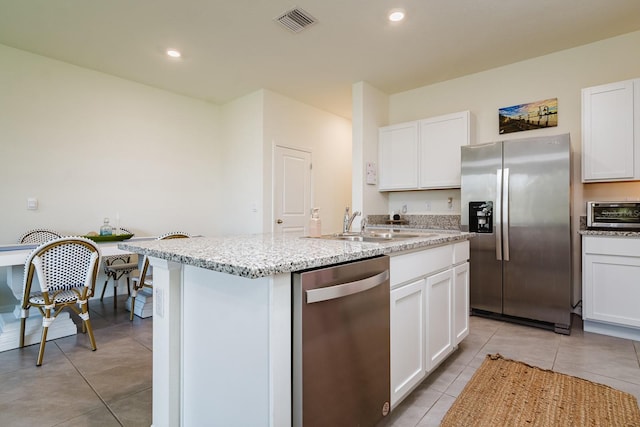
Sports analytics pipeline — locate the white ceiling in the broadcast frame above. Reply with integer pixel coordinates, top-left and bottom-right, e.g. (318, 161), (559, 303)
(1, 0), (640, 119)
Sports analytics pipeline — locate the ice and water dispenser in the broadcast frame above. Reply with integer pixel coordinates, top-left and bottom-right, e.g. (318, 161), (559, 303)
(468, 201), (493, 233)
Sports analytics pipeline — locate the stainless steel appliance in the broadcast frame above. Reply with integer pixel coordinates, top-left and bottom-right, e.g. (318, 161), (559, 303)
(461, 133), (572, 334)
(587, 201), (640, 229)
(292, 256), (390, 427)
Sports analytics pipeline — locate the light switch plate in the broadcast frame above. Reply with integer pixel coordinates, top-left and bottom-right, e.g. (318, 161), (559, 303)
(366, 162), (377, 185)
(27, 198), (38, 210)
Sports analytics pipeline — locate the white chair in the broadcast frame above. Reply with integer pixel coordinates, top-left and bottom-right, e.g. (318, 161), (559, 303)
(129, 231), (190, 320)
(20, 237), (101, 366)
(18, 229), (62, 244)
(99, 228), (137, 310)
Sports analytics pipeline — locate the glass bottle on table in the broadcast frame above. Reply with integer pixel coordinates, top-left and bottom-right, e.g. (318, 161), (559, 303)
(100, 218), (113, 236)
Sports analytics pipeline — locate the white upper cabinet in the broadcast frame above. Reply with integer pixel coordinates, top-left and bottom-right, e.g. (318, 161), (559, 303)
(378, 111), (470, 191)
(582, 78), (640, 182)
(419, 111), (470, 189)
(378, 121), (419, 190)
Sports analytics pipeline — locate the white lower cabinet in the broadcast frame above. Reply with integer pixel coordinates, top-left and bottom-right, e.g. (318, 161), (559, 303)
(453, 262), (470, 344)
(389, 240), (470, 408)
(426, 269), (453, 370)
(390, 279), (426, 406)
(582, 236), (640, 340)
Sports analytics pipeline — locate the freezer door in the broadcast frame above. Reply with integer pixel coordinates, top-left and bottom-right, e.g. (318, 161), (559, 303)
(461, 142), (503, 313)
(502, 135), (571, 328)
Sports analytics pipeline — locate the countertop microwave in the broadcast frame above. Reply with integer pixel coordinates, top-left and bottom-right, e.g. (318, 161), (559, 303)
(587, 201), (640, 229)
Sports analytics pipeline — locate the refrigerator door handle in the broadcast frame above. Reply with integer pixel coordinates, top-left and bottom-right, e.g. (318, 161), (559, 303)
(503, 168), (510, 261)
(495, 168), (503, 261)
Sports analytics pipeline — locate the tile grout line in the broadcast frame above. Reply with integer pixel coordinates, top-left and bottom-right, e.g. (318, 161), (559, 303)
(54, 341), (125, 427)
(419, 323), (502, 426)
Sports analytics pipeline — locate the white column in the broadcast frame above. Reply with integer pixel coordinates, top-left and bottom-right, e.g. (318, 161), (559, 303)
(149, 257), (183, 427)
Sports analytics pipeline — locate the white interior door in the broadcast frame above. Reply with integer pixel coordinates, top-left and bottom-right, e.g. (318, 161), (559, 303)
(274, 146), (311, 234)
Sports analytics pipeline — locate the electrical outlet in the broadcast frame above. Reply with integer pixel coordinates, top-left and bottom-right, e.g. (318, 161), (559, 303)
(425, 201), (431, 211)
(401, 204), (407, 214)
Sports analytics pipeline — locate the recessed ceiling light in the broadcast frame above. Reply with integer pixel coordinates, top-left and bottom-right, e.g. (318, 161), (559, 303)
(166, 49), (182, 58)
(388, 10), (405, 22)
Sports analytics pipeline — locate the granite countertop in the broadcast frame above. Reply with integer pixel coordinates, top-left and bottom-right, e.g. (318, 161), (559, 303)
(118, 231), (474, 279)
(578, 229), (640, 237)
(578, 215), (640, 237)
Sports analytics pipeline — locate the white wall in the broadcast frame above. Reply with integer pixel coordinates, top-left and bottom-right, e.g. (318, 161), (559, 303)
(0, 43), (223, 243)
(0, 45), (354, 242)
(263, 90), (352, 234)
(217, 91), (265, 235)
(351, 82), (390, 227)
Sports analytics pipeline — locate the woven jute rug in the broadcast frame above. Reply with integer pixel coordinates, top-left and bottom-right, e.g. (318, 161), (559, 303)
(441, 353), (640, 426)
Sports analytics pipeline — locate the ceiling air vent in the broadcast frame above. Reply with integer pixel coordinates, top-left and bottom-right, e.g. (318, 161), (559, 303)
(274, 7), (317, 33)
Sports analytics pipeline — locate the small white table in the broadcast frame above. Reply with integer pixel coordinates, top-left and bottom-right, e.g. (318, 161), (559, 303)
(0, 239), (146, 352)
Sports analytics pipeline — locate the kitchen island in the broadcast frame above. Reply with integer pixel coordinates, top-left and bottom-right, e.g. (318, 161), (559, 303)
(119, 231), (473, 427)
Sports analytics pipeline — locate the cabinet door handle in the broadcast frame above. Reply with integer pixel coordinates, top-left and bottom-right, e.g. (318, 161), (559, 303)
(306, 270), (389, 304)
(276, 219), (283, 224)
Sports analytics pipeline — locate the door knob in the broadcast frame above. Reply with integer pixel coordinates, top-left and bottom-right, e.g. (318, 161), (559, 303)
(276, 219), (283, 224)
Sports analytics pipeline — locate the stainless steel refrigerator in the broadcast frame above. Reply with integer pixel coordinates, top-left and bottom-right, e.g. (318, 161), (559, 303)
(461, 133), (572, 334)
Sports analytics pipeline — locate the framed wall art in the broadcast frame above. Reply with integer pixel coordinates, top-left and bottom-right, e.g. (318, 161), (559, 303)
(499, 98), (558, 134)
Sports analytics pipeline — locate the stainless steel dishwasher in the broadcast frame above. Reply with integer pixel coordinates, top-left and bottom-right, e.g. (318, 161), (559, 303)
(293, 255), (390, 427)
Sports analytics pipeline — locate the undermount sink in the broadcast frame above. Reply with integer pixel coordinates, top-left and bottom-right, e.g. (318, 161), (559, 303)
(315, 231), (434, 242)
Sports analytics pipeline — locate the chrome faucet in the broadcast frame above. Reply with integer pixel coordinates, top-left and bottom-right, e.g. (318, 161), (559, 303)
(343, 207), (361, 233)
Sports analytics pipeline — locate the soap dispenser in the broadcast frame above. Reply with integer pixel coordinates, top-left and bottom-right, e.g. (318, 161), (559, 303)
(309, 208), (322, 237)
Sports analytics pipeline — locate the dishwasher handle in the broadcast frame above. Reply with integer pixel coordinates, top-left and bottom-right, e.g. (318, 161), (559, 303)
(305, 270), (389, 304)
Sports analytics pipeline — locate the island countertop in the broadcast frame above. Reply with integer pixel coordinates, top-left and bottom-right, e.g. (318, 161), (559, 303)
(118, 230), (474, 279)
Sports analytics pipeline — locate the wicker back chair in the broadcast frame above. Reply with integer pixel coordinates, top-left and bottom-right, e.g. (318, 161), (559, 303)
(129, 231), (190, 320)
(99, 228), (138, 310)
(20, 237), (101, 366)
(18, 229), (62, 244)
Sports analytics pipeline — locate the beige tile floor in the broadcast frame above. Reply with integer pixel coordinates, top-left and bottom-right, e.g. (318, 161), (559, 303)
(1, 298), (639, 427)
(381, 315), (640, 427)
(0, 294), (152, 427)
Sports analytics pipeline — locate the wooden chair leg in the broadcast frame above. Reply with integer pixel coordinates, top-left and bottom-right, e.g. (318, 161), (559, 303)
(19, 317), (26, 348)
(113, 278), (118, 310)
(129, 295), (136, 321)
(100, 277), (109, 301)
(37, 324), (49, 366)
(84, 319), (97, 351)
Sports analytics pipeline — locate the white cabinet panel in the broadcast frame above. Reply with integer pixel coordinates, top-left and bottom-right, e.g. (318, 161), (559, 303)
(389, 242), (470, 409)
(390, 245), (451, 288)
(390, 279), (426, 407)
(453, 262), (469, 345)
(453, 241), (470, 265)
(583, 254), (640, 327)
(426, 269), (453, 371)
(582, 236), (640, 339)
(378, 111), (470, 191)
(378, 122), (419, 190)
(582, 79), (640, 182)
(419, 111), (470, 189)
